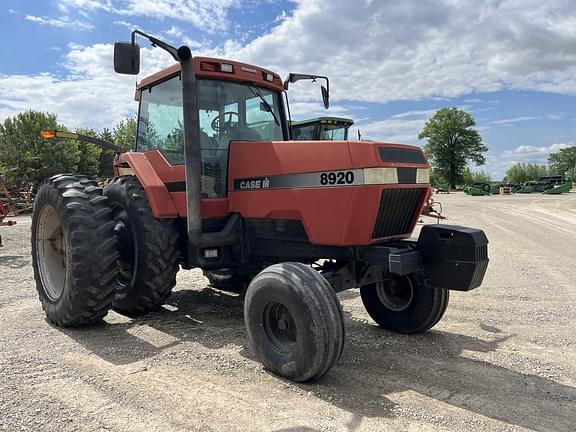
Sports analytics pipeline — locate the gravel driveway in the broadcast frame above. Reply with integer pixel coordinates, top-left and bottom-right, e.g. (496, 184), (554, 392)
(1, 191), (575, 431)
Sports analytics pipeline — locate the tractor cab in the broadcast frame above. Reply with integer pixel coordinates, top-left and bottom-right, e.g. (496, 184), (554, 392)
(291, 117), (354, 141)
(133, 59), (289, 197)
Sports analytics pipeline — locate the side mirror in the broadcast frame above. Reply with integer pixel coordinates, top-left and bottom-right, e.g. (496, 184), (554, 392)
(283, 73), (330, 110)
(114, 42), (140, 75)
(321, 85), (329, 109)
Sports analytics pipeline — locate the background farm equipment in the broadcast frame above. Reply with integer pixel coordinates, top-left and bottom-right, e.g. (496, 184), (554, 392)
(0, 175), (19, 247)
(291, 117), (354, 140)
(420, 196), (446, 222)
(542, 180), (572, 194)
(515, 184), (534, 194)
(465, 182), (491, 196)
(434, 182), (450, 194)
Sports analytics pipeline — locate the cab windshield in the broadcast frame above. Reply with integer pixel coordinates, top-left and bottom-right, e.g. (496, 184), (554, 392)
(292, 121), (351, 141)
(136, 76), (285, 196)
(318, 124), (348, 140)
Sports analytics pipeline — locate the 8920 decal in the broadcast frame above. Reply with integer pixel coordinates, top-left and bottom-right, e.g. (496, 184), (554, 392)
(320, 171), (355, 185)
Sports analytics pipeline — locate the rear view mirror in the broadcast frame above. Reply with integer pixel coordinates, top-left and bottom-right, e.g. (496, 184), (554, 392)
(321, 85), (329, 109)
(114, 42), (140, 75)
(283, 73), (330, 110)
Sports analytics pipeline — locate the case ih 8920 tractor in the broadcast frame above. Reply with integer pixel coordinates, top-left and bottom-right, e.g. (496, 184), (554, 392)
(31, 31), (488, 382)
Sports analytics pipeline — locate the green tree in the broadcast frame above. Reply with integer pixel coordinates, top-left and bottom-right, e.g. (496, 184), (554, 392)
(418, 108), (487, 189)
(429, 168), (446, 187)
(462, 168), (474, 186)
(75, 127), (102, 178)
(472, 170), (491, 184)
(0, 110), (81, 184)
(113, 118), (137, 151)
(525, 163), (548, 181)
(505, 163), (547, 184)
(548, 146), (576, 179)
(98, 128), (116, 178)
(462, 168), (491, 185)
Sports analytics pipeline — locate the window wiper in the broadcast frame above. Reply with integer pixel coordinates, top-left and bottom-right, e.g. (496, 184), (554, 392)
(247, 85), (280, 126)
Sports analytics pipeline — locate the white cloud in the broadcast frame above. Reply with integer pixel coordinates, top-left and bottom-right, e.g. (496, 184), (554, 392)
(485, 143), (573, 179)
(25, 14), (94, 30)
(112, 20), (135, 29)
(544, 112), (566, 120)
(0, 44), (174, 130)
(503, 143), (572, 159)
(227, 0), (576, 102)
(288, 102), (350, 120)
(390, 109), (437, 119)
(165, 26), (184, 38)
(58, 0), (237, 32)
(492, 116), (540, 125)
(358, 117), (426, 145)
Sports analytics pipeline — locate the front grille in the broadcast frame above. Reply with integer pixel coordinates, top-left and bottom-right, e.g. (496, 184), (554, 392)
(372, 188), (426, 239)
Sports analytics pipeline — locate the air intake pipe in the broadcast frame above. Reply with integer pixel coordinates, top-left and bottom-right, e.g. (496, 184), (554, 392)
(178, 47), (240, 248)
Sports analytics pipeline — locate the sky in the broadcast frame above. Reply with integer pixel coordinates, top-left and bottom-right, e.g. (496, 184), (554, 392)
(1, 0), (575, 179)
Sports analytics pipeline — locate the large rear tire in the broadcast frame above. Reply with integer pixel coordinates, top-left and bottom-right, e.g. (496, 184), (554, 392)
(360, 273), (449, 334)
(244, 262), (345, 382)
(104, 176), (180, 314)
(31, 174), (118, 326)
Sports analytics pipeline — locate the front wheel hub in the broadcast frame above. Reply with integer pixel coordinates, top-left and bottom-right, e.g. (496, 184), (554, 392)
(376, 277), (414, 312)
(263, 302), (297, 353)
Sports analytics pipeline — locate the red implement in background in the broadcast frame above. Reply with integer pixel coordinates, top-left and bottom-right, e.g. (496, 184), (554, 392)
(0, 177), (17, 246)
(420, 192), (446, 223)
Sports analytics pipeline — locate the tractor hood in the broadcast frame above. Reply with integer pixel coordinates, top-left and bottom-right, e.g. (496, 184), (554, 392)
(227, 140), (431, 246)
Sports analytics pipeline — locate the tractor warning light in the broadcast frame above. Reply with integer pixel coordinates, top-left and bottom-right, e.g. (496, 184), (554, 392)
(220, 63), (234, 73)
(40, 130), (79, 140)
(41, 130), (56, 139)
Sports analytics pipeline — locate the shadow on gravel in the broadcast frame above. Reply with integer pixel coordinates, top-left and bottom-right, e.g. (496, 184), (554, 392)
(62, 288), (576, 432)
(0, 254), (30, 268)
(62, 287), (247, 366)
(297, 316), (576, 432)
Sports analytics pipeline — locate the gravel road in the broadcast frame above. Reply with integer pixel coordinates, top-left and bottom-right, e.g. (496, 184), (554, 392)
(1, 191), (575, 432)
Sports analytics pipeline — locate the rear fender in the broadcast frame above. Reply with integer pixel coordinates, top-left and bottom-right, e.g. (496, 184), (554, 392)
(114, 153), (178, 218)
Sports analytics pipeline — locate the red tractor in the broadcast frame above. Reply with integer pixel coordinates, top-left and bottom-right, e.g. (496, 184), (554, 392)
(31, 31), (488, 382)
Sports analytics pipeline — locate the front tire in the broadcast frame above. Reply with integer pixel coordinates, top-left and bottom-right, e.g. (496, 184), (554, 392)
(244, 262), (345, 382)
(104, 176), (180, 314)
(360, 273), (449, 334)
(31, 174), (118, 326)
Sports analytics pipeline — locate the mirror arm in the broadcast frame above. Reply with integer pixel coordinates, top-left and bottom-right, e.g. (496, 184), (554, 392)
(131, 29), (180, 62)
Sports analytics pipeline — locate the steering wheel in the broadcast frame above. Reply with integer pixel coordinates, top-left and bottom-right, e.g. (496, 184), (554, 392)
(211, 111), (239, 132)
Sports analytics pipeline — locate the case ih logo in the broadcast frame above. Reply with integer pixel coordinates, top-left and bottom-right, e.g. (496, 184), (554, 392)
(233, 170), (364, 191)
(236, 177), (271, 190)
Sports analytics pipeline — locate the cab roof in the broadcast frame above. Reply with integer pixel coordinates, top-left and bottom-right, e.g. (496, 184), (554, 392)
(135, 56), (284, 99)
(291, 117), (354, 127)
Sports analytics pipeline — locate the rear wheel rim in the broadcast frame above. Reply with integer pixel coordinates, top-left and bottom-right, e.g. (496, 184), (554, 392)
(263, 302), (297, 353)
(375, 277), (414, 312)
(36, 205), (66, 301)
